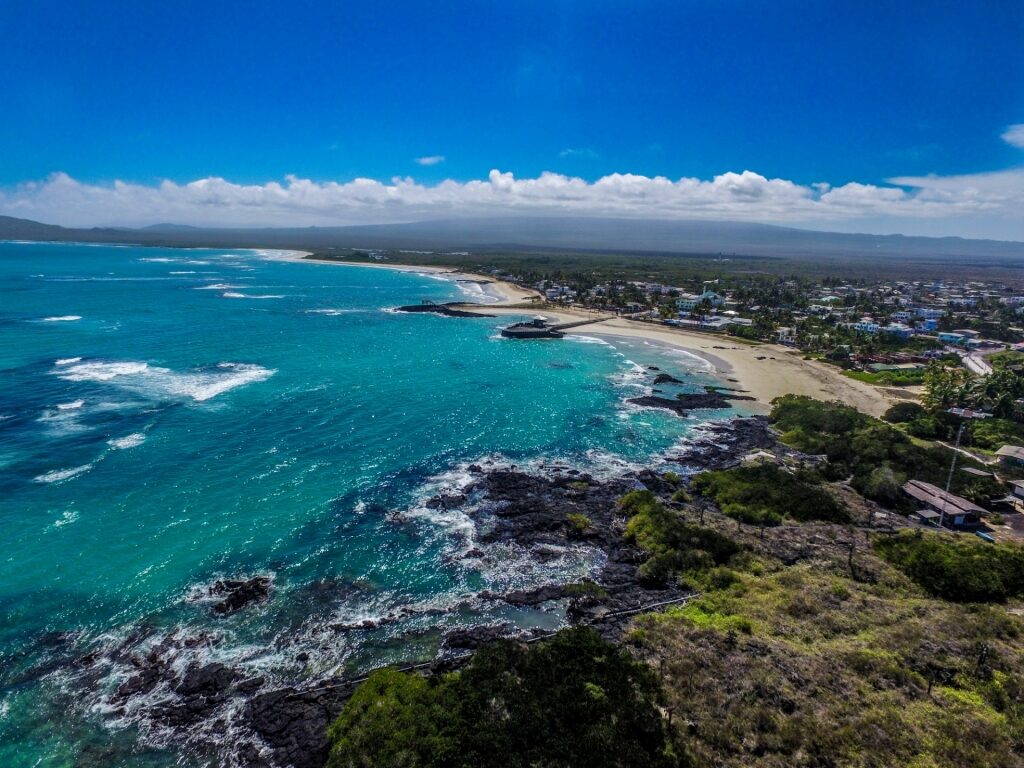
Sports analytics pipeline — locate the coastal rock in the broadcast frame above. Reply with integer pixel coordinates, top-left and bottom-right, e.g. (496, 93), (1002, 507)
(243, 686), (354, 768)
(424, 493), (467, 509)
(442, 623), (520, 650)
(627, 396), (690, 416)
(652, 373), (683, 385)
(174, 662), (240, 698)
(394, 302), (495, 318)
(209, 576), (272, 615)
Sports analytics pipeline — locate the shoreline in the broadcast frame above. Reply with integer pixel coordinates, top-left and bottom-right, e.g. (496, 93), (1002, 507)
(474, 305), (906, 417)
(275, 253), (541, 306)
(279, 251), (903, 418)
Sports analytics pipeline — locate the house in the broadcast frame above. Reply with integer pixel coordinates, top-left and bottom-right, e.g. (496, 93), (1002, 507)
(776, 326), (796, 345)
(881, 323), (913, 338)
(938, 332), (966, 345)
(902, 479), (984, 530)
(677, 289), (725, 311)
(845, 319), (880, 334)
(892, 310), (914, 323)
(700, 316), (733, 331)
(996, 445), (1024, 467)
(1008, 479), (1024, 501)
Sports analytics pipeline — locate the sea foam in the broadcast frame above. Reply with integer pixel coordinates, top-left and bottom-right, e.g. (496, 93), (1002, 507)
(108, 433), (146, 450)
(53, 360), (276, 402)
(34, 464), (93, 483)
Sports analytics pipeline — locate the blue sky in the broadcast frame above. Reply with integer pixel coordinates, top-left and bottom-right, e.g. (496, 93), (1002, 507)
(1, 1), (1023, 237)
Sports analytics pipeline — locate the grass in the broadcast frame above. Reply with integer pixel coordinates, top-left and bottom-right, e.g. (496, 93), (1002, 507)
(843, 369), (926, 386)
(631, 548), (1024, 768)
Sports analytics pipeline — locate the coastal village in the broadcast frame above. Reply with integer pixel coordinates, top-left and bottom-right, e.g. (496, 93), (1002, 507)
(450, 263), (1024, 544)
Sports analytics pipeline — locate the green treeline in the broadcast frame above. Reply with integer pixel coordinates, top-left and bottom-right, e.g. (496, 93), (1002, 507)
(770, 394), (1002, 505)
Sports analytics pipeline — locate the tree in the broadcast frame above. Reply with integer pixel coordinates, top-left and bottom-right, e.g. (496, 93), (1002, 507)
(326, 629), (688, 768)
(921, 363), (971, 412)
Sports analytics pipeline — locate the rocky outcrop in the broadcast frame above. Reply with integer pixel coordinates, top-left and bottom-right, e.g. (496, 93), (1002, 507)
(394, 302), (494, 318)
(653, 373), (683, 385)
(209, 577), (272, 616)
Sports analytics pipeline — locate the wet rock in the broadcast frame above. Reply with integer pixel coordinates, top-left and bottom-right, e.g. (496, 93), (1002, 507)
(653, 373), (683, 385)
(209, 576), (272, 616)
(424, 493), (467, 509)
(394, 302), (495, 318)
(174, 662), (240, 698)
(235, 676), (266, 695)
(442, 623), (519, 650)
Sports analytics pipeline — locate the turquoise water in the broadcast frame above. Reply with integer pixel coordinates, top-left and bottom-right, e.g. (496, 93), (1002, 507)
(0, 242), (728, 766)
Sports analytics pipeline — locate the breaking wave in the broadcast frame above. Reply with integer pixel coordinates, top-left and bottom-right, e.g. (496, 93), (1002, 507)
(52, 360), (276, 402)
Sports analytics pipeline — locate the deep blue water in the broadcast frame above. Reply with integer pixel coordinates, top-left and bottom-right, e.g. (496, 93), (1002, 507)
(0, 242), (732, 766)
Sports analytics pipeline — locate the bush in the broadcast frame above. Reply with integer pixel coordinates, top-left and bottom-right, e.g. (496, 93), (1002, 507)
(619, 491), (739, 586)
(691, 463), (849, 525)
(326, 628), (687, 768)
(884, 402), (925, 423)
(565, 512), (591, 537)
(874, 530), (1024, 603)
(769, 395), (999, 505)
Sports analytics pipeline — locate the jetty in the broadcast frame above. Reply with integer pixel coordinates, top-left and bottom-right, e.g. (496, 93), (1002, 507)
(500, 315), (611, 339)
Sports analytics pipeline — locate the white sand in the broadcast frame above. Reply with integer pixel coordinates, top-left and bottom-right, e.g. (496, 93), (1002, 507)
(479, 306), (907, 417)
(286, 253), (902, 417)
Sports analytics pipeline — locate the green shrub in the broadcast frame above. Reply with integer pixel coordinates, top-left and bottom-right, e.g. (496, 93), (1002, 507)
(565, 512), (591, 537)
(770, 395), (998, 505)
(662, 471), (682, 486)
(884, 402), (925, 423)
(326, 628), (687, 768)
(691, 463), (848, 525)
(671, 488), (692, 504)
(621, 493), (740, 586)
(874, 530), (1024, 603)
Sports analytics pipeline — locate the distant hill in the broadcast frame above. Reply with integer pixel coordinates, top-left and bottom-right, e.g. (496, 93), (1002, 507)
(2, 214), (1023, 266)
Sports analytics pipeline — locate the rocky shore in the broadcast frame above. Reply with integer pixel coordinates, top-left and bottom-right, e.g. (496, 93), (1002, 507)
(50, 417), (776, 768)
(394, 302), (495, 318)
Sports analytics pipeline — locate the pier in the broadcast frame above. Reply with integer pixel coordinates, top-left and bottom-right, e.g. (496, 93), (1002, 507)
(500, 314), (612, 339)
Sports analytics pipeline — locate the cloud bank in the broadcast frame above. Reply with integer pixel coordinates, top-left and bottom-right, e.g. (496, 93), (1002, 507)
(1, 167), (1022, 238)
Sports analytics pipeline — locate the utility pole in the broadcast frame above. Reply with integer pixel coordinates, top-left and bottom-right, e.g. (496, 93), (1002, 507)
(939, 422), (965, 530)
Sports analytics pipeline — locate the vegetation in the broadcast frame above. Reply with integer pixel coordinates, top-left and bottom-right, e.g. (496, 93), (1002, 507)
(633, 548), (1024, 768)
(875, 530), (1024, 602)
(690, 464), (848, 526)
(883, 401), (926, 423)
(565, 512), (592, 537)
(843, 368), (926, 386)
(326, 628), (687, 768)
(619, 490), (739, 585)
(769, 394), (1003, 504)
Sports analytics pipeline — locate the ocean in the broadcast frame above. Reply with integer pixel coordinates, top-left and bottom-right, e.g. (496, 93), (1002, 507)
(0, 242), (737, 766)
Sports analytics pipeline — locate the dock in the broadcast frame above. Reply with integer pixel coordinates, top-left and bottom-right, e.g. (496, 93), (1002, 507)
(500, 315), (611, 339)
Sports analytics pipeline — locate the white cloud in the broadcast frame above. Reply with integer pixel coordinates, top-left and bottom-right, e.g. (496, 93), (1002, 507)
(1002, 124), (1024, 149)
(414, 155), (445, 166)
(559, 147), (599, 159)
(1, 166), (1022, 238)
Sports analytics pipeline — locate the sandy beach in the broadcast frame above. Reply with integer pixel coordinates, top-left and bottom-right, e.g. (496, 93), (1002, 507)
(283, 254), (902, 417)
(476, 305), (908, 418)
